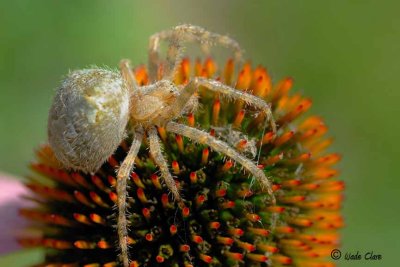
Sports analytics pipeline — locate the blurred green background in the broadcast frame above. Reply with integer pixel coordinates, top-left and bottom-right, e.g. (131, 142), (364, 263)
(1, 1), (399, 266)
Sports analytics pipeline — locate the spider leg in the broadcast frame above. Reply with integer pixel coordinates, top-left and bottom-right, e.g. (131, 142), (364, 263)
(148, 24), (244, 81)
(171, 78), (276, 134)
(166, 121), (276, 205)
(120, 59), (139, 91)
(116, 127), (144, 267)
(195, 77), (276, 134)
(148, 126), (183, 204)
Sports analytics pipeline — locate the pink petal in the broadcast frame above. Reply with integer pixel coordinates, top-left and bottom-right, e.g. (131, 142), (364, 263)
(0, 173), (30, 254)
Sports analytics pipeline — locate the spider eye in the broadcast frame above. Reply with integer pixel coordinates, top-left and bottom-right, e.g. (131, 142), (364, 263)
(48, 69), (130, 173)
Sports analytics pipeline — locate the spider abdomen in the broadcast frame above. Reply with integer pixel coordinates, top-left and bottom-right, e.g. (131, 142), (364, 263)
(48, 69), (129, 173)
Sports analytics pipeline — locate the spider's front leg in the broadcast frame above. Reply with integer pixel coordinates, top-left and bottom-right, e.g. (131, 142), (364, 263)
(166, 121), (276, 205)
(116, 127), (144, 267)
(120, 59), (139, 91)
(148, 24), (244, 81)
(148, 126), (183, 204)
(171, 78), (276, 134)
(195, 78), (277, 134)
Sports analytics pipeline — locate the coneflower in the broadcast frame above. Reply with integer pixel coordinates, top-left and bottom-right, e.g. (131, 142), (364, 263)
(20, 57), (343, 267)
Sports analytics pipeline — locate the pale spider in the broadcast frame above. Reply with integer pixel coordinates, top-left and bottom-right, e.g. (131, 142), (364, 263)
(47, 24), (277, 267)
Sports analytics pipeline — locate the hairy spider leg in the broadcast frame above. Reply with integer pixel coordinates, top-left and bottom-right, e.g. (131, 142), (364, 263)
(148, 24), (245, 81)
(116, 127), (144, 267)
(148, 126), (183, 204)
(167, 78), (276, 197)
(193, 77), (276, 168)
(171, 77), (277, 134)
(166, 121), (276, 204)
(120, 59), (139, 92)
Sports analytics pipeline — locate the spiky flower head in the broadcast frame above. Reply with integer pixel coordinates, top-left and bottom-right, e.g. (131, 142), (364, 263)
(20, 58), (343, 267)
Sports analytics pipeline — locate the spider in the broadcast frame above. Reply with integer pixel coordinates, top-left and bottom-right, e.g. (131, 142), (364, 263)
(47, 24), (277, 267)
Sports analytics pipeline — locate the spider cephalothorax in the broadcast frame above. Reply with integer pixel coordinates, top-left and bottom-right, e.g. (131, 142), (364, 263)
(47, 25), (277, 267)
